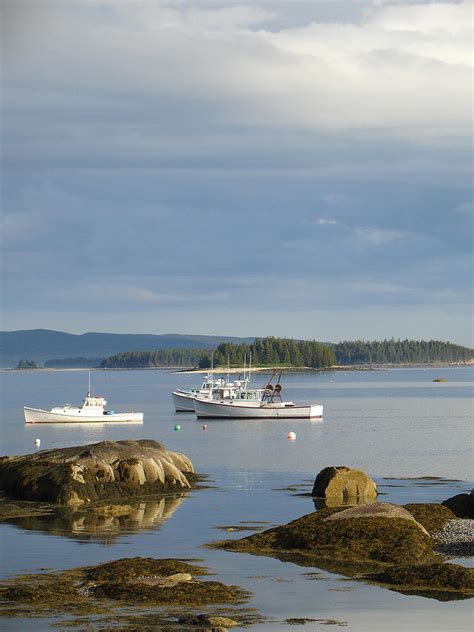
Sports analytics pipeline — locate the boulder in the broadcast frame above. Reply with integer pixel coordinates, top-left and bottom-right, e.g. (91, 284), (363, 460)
(312, 466), (377, 505)
(324, 502), (430, 535)
(442, 492), (474, 518)
(0, 440), (196, 505)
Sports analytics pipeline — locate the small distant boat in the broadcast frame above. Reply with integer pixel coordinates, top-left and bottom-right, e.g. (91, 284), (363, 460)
(433, 377), (448, 383)
(194, 374), (323, 419)
(24, 373), (143, 424)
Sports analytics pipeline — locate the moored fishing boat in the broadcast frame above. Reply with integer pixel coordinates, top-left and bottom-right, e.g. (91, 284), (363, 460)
(24, 374), (143, 424)
(171, 375), (246, 412)
(194, 397), (323, 419)
(194, 377), (323, 419)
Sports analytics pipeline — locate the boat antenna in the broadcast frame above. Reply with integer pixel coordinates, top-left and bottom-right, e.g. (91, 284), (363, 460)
(211, 351), (214, 381)
(88, 370), (91, 397)
(227, 354), (230, 383)
(243, 353), (246, 382)
(248, 351), (252, 381)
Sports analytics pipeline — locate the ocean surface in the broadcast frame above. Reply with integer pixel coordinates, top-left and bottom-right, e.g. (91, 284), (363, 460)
(0, 366), (473, 630)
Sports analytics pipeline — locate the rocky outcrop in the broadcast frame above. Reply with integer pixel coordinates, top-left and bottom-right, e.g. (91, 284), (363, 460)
(312, 466), (377, 506)
(215, 503), (435, 567)
(213, 501), (473, 599)
(442, 491), (474, 518)
(0, 440), (196, 505)
(0, 558), (250, 621)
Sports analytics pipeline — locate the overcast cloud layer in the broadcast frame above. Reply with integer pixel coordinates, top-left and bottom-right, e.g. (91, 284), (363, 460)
(1, 0), (472, 344)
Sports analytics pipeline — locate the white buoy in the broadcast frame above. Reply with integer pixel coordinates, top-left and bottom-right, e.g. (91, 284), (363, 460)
(202, 424), (208, 430)
(287, 431), (296, 441)
(35, 438), (41, 446)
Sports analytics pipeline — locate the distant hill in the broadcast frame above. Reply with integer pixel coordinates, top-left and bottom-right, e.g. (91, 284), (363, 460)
(0, 329), (254, 368)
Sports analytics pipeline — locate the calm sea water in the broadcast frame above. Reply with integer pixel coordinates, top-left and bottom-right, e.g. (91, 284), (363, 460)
(0, 366), (473, 630)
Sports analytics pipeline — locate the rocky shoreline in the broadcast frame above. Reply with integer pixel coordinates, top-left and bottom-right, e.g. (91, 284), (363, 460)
(434, 519), (474, 558)
(0, 448), (473, 627)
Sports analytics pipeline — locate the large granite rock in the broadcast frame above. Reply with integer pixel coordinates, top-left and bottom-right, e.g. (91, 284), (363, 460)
(0, 440), (195, 505)
(312, 466), (377, 505)
(442, 491), (474, 518)
(324, 502), (430, 535)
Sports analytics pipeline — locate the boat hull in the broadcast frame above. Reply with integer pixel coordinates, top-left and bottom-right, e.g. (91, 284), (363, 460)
(171, 391), (198, 412)
(194, 399), (323, 419)
(24, 407), (143, 424)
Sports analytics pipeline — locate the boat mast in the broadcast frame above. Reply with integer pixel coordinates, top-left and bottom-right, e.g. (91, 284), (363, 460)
(88, 370), (91, 397)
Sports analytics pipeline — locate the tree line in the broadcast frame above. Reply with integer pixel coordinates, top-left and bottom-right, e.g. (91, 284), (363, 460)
(100, 348), (208, 368)
(334, 339), (473, 365)
(204, 337), (336, 368)
(98, 337), (473, 369)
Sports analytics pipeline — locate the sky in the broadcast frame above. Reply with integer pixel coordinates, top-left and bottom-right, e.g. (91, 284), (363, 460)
(1, 0), (472, 345)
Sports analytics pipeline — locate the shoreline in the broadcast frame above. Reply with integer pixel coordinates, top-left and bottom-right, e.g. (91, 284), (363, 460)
(1, 362), (471, 374)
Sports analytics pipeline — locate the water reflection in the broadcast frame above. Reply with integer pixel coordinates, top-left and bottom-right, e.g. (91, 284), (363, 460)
(3, 494), (189, 543)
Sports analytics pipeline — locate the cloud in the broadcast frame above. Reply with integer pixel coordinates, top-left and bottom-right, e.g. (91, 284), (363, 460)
(353, 227), (411, 246)
(1, 1), (472, 343)
(315, 218), (338, 226)
(3, 1), (471, 148)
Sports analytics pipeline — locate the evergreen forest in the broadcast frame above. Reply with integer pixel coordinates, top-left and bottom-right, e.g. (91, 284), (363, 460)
(99, 337), (473, 369)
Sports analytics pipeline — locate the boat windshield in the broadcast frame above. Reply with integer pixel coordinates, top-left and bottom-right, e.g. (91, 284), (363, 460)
(235, 390), (262, 401)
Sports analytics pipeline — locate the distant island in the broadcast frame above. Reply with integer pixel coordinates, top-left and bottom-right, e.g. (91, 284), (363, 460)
(1, 330), (472, 370)
(0, 329), (253, 368)
(99, 337), (473, 370)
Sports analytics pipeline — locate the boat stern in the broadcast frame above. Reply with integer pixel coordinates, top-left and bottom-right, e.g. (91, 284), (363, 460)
(309, 404), (324, 419)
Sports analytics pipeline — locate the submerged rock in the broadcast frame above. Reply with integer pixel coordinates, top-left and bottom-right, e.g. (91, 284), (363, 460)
(0, 557), (250, 621)
(178, 614), (239, 628)
(0, 440), (196, 505)
(311, 466), (377, 506)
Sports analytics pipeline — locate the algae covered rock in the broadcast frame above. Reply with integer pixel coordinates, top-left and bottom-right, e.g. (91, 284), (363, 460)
(216, 504), (435, 567)
(0, 440), (196, 505)
(403, 503), (456, 533)
(368, 563), (474, 599)
(0, 557), (250, 620)
(312, 466), (377, 506)
(442, 492), (474, 518)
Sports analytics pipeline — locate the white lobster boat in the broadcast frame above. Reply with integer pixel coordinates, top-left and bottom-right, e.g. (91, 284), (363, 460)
(24, 376), (143, 424)
(172, 375), (247, 412)
(194, 381), (323, 419)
